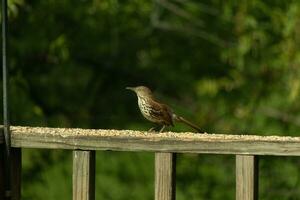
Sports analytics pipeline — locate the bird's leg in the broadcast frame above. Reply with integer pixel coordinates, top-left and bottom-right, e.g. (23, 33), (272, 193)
(159, 125), (166, 133)
(148, 127), (157, 132)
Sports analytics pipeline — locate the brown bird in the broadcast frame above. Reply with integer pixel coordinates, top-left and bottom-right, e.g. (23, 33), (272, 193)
(126, 86), (201, 132)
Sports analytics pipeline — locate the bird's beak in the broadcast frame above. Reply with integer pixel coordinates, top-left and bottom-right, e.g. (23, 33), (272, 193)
(126, 87), (135, 91)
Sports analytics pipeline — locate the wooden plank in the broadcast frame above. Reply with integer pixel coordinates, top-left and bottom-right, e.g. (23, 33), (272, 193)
(236, 155), (258, 200)
(10, 126), (300, 156)
(155, 153), (176, 200)
(73, 150), (95, 200)
(11, 148), (21, 200)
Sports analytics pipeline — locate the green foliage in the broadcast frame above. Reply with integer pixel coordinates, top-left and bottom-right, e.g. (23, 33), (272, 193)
(3, 0), (300, 199)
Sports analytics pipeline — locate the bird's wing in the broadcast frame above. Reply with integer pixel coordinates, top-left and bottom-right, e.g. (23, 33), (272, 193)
(150, 100), (174, 126)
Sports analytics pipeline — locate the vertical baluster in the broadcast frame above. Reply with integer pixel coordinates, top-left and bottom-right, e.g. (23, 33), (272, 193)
(73, 150), (95, 200)
(236, 155), (258, 200)
(11, 148), (21, 200)
(155, 152), (176, 200)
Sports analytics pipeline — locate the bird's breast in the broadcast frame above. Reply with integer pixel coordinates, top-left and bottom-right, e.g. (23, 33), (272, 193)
(137, 97), (161, 123)
(137, 97), (173, 126)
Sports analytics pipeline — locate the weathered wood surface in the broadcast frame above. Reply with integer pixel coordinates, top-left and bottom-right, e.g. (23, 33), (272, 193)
(9, 126), (300, 156)
(73, 150), (95, 200)
(155, 153), (176, 200)
(236, 155), (258, 200)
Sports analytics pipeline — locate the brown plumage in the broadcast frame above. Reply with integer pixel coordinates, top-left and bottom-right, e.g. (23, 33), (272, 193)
(126, 86), (201, 132)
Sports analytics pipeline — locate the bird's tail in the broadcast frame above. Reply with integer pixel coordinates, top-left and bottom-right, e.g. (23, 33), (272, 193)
(173, 114), (201, 132)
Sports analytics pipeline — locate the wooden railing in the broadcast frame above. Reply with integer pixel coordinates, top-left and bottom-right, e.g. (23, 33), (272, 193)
(3, 126), (300, 200)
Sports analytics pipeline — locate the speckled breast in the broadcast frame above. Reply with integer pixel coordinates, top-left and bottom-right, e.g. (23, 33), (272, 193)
(137, 97), (162, 124)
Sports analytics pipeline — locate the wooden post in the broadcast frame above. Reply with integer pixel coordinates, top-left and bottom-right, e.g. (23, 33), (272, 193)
(236, 155), (258, 200)
(11, 148), (21, 200)
(0, 146), (21, 200)
(0, 144), (5, 199)
(155, 152), (176, 200)
(73, 150), (95, 200)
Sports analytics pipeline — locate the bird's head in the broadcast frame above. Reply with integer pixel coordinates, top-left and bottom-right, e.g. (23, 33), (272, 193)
(126, 86), (154, 98)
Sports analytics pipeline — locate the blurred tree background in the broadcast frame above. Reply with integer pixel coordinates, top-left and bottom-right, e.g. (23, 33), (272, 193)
(1, 0), (300, 199)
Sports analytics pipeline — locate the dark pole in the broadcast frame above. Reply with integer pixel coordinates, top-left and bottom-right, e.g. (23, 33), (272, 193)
(2, 0), (11, 199)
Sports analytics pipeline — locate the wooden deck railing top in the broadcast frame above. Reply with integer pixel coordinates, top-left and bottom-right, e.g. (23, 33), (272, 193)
(5, 126), (300, 156)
